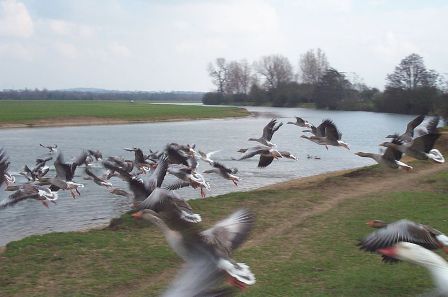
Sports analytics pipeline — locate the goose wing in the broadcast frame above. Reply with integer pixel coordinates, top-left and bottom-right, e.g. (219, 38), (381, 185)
(213, 162), (233, 174)
(237, 146), (268, 160)
(54, 153), (72, 180)
(359, 219), (440, 253)
(0, 148), (9, 187)
(201, 209), (254, 252)
(0, 184), (38, 209)
(324, 120), (341, 141)
(410, 133), (440, 153)
(317, 119), (333, 137)
(262, 119), (282, 141)
(382, 137), (403, 161)
(166, 144), (189, 166)
(258, 155), (274, 168)
(146, 154), (168, 192)
(404, 115), (425, 139)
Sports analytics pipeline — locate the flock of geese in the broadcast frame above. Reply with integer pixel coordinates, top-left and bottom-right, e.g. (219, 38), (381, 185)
(0, 114), (446, 296)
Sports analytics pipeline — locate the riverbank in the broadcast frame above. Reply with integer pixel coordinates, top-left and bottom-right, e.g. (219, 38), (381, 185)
(0, 100), (249, 128)
(1, 131), (447, 296)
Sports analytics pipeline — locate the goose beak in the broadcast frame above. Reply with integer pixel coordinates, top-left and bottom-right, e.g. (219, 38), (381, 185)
(132, 211), (143, 219)
(377, 247), (396, 257)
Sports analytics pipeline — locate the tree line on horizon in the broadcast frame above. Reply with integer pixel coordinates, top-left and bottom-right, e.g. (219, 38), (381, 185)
(203, 50), (448, 119)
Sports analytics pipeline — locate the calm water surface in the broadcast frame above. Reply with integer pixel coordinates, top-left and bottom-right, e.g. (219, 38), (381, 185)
(0, 106), (416, 245)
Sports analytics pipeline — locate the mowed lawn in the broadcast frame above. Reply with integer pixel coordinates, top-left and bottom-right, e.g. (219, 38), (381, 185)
(0, 100), (249, 124)
(1, 156), (447, 296)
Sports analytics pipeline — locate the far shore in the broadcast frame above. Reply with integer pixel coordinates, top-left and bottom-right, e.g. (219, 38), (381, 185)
(0, 114), (251, 129)
(0, 100), (250, 129)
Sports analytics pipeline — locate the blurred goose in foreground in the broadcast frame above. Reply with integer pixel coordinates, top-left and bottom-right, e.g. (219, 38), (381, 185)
(40, 143), (58, 153)
(386, 114), (425, 143)
(378, 242), (448, 296)
(355, 137), (412, 171)
(359, 219), (448, 263)
(132, 208), (256, 293)
(381, 117), (444, 163)
(301, 119), (349, 150)
(287, 116), (312, 128)
(0, 184), (58, 209)
(1, 148), (11, 187)
(249, 119), (283, 147)
(203, 162), (239, 186)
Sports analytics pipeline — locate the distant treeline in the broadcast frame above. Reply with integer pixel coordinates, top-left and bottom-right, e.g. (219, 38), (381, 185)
(203, 50), (448, 120)
(0, 89), (204, 102)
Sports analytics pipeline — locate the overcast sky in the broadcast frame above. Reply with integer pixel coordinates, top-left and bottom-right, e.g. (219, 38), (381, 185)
(0, 0), (447, 91)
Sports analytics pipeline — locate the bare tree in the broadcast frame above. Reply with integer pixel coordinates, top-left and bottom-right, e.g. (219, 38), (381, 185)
(225, 60), (252, 94)
(386, 53), (438, 90)
(207, 58), (228, 93)
(254, 55), (293, 91)
(298, 48), (329, 85)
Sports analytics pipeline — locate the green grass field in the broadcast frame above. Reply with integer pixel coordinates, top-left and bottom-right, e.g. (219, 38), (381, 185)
(0, 100), (249, 125)
(1, 155), (447, 296)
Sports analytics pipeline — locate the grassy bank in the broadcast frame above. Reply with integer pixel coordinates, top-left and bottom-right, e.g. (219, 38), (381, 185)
(0, 100), (249, 127)
(0, 138), (447, 296)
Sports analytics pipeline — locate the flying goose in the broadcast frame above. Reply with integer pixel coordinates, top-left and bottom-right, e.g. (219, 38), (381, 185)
(235, 145), (283, 168)
(87, 149), (103, 161)
(287, 116), (312, 128)
(124, 147), (152, 173)
(381, 116), (444, 163)
(132, 208), (256, 290)
(279, 151), (298, 160)
(355, 137), (412, 170)
(40, 143), (58, 153)
(103, 154), (168, 203)
(378, 242), (448, 296)
(135, 187), (201, 224)
(359, 219), (448, 263)
(302, 119), (349, 150)
(248, 119), (283, 147)
(0, 184), (58, 209)
(386, 114), (425, 143)
(165, 165), (210, 198)
(198, 150), (221, 166)
(203, 162), (239, 186)
(85, 167), (113, 188)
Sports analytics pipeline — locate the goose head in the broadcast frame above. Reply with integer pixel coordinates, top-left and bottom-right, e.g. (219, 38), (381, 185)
(366, 219), (387, 228)
(355, 152), (370, 158)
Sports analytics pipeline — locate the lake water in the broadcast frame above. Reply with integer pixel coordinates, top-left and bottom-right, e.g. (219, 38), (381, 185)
(0, 106), (416, 246)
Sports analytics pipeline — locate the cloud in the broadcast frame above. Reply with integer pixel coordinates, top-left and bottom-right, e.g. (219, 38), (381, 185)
(108, 43), (131, 58)
(0, 0), (33, 37)
(372, 32), (420, 59)
(46, 19), (95, 38)
(0, 42), (32, 60)
(53, 42), (78, 59)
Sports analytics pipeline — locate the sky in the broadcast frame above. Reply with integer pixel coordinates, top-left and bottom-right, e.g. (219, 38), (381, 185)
(0, 0), (447, 91)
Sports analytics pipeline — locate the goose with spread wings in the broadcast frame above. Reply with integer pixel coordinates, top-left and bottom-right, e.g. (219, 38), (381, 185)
(248, 119), (283, 147)
(381, 116), (444, 163)
(235, 145), (283, 168)
(301, 119), (349, 150)
(359, 219), (448, 263)
(132, 208), (256, 294)
(386, 114), (425, 143)
(0, 183), (58, 209)
(164, 164), (210, 198)
(203, 161), (239, 186)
